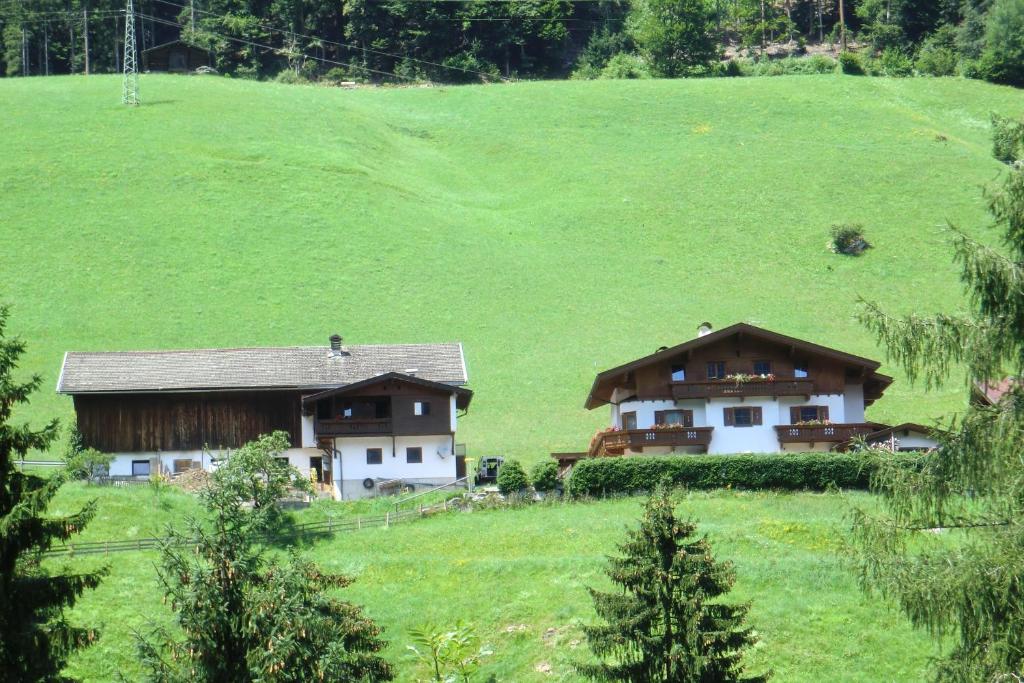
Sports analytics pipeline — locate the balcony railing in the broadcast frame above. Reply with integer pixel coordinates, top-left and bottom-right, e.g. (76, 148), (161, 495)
(671, 378), (815, 400)
(774, 423), (878, 444)
(591, 427), (714, 456)
(316, 418), (393, 437)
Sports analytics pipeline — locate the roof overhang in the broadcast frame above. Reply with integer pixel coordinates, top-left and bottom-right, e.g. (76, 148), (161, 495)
(302, 372), (473, 410)
(585, 322), (888, 409)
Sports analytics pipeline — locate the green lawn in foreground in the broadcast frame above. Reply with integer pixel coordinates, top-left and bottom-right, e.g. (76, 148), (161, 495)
(3, 75), (1024, 463)
(53, 485), (938, 681)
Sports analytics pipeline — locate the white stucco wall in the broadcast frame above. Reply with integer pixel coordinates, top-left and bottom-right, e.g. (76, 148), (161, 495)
(610, 390), (859, 455)
(843, 384), (866, 423)
(108, 447), (323, 477)
(331, 434), (456, 483)
(301, 413), (316, 448)
(868, 430), (939, 450)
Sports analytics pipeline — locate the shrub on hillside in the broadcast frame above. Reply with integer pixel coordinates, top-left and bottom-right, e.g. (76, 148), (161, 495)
(65, 448), (114, 480)
(982, 0), (1024, 87)
(600, 53), (652, 79)
(497, 459), (530, 495)
(274, 70), (310, 85)
(916, 26), (959, 77)
(530, 461), (560, 493)
(564, 453), (908, 497)
(992, 113), (1024, 164)
(877, 48), (915, 77)
(742, 55), (837, 77)
(830, 223), (871, 255)
(838, 51), (865, 75)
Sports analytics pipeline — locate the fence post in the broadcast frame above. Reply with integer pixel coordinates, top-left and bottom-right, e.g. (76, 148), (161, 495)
(419, 503), (424, 517)
(357, 516), (361, 530)
(105, 541), (109, 556)
(385, 511), (390, 528)
(443, 498), (448, 511)
(328, 517), (333, 533)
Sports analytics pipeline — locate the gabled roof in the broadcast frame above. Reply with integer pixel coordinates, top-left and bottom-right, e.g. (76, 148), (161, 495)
(972, 378), (1016, 406)
(57, 343), (468, 394)
(302, 372), (473, 410)
(585, 322), (892, 409)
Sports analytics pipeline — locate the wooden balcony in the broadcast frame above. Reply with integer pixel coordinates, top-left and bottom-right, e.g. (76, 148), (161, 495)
(774, 423), (878, 444)
(671, 378), (815, 400)
(315, 418), (393, 437)
(590, 427), (714, 456)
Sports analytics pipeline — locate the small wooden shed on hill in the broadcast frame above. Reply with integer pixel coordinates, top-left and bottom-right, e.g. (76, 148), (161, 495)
(142, 40), (211, 72)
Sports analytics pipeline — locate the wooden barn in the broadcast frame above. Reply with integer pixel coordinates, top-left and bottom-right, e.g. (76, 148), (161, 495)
(142, 40), (211, 72)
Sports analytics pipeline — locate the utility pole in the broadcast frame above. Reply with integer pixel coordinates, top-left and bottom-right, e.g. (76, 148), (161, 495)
(190, 0), (195, 32)
(21, 25), (28, 76)
(83, 5), (90, 75)
(123, 0), (139, 105)
(838, 0), (847, 51)
(43, 23), (49, 75)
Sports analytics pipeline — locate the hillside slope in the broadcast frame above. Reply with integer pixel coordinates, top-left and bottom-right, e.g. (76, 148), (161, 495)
(3, 75), (1023, 461)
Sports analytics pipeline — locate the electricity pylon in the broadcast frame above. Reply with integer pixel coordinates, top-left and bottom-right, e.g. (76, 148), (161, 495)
(122, 0), (139, 106)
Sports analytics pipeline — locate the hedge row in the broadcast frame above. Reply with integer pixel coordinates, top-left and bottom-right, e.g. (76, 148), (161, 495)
(565, 453), (901, 497)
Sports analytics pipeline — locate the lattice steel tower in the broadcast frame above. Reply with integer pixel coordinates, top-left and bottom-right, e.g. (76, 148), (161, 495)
(122, 0), (139, 105)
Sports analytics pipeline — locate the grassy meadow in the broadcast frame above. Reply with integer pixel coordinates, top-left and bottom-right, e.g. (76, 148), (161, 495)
(3, 74), (1024, 463)
(51, 483), (940, 681)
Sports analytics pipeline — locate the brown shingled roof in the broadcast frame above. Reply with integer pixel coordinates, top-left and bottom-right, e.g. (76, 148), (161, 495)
(57, 343), (468, 394)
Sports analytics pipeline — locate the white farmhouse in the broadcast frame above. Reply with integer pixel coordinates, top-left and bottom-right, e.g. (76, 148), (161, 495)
(556, 322), (939, 471)
(57, 335), (472, 499)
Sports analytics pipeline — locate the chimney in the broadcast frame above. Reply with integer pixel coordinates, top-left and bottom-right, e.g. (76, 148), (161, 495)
(697, 322), (713, 338)
(329, 334), (343, 356)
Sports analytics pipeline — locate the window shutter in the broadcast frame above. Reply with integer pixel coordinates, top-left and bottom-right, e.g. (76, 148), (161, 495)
(820, 406), (830, 421)
(790, 407), (800, 423)
(723, 408), (734, 426)
(683, 410), (693, 428)
(752, 407), (763, 425)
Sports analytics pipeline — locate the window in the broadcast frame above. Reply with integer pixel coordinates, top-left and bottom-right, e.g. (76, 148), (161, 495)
(621, 411), (638, 430)
(794, 362), (809, 378)
(406, 447), (423, 464)
(791, 406), (829, 423)
(654, 409), (693, 427)
(723, 406), (762, 427)
(670, 364), (686, 382)
(753, 360), (772, 376)
(413, 401), (431, 416)
(131, 460), (151, 477)
(173, 459), (196, 474)
(706, 361), (726, 380)
(366, 448), (383, 465)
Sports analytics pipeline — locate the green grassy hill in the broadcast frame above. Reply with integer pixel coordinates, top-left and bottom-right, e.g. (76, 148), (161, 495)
(51, 484), (939, 681)
(3, 74), (1023, 461)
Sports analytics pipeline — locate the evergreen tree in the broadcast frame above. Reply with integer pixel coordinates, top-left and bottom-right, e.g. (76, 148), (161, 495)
(579, 485), (765, 682)
(0, 304), (106, 682)
(627, 0), (718, 77)
(852, 120), (1024, 681)
(139, 431), (393, 682)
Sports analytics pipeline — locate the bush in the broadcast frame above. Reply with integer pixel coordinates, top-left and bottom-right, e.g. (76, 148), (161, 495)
(838, 51), (865, 75)
(530, 461), (560, 493)
(916, 25), (959, 77)
(877, 48), (915, 77)
(572, 29), (635, 80)
(982, 0), (1024, 87)
(830, 223), (871, 255)
(274, 70), (309, 85)
(991, 113), (1024, 164)
(65, 448), (114, 480)
(599, 53), (652, 80)
(496, 459), (529, 495)
(741, 55), (837, 77)
(565, 453), (898, 497)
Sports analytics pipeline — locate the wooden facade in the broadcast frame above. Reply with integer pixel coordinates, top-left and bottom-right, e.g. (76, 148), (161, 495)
(142, 41), (211, 72)
(310, 376), (454, 437)
(74, 391), (302, 452)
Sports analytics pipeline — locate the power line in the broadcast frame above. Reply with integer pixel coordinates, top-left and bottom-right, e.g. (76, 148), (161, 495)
(137, 11), (422, 82)
(150, 0), (512, 80)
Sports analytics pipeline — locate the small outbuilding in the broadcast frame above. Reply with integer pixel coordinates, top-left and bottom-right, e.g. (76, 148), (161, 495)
(142, 40), (211, 73)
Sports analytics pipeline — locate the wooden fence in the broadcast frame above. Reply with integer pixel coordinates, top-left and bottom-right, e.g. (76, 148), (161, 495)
(43, 502), (455, 559)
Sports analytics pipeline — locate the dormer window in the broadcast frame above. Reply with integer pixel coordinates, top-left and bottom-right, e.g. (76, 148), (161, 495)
(753, 360), (772, 376)
(794, 362), (809, 378)
(670, 364), (686, 381)
(706, 361), (726, 380)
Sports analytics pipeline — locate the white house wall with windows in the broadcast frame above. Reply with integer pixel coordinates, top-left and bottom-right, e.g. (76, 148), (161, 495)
(57, 335), (472, 500)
